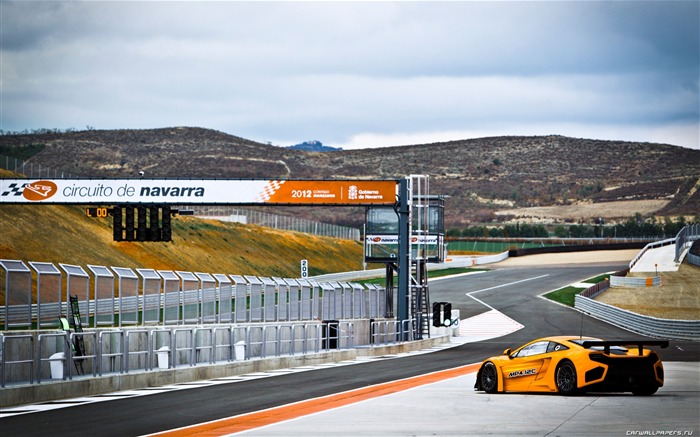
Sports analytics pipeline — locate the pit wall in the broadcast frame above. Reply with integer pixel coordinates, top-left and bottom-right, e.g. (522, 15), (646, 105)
(1, 320), (449, 407)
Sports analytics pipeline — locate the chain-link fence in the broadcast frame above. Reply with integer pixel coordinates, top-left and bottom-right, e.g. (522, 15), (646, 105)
(183, 206), (360, 240)
(0, 155), (79, 178)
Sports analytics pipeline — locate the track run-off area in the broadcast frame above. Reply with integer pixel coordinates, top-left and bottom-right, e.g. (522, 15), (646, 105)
(1, 249), (698, 436)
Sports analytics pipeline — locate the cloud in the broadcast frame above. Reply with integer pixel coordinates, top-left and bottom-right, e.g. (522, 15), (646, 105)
(1, 1), (698, 150)
(336, 121), (700, 151)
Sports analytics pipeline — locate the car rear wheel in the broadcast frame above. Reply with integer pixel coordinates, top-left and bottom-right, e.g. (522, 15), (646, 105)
(555, 361), (578, 395)
(480, 362), (498, 393)
(632, 385), (659, 396)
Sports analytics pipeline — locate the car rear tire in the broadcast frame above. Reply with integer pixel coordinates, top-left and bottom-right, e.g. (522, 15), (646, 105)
(555, 361), (578, 395)
(480, 362), (498, 393)
(632, 385), (659, 396)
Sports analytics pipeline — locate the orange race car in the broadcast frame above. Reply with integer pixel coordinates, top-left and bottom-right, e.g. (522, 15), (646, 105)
(474, 336), (668, 396)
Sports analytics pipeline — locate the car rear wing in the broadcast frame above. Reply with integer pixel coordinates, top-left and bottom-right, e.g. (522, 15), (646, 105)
(581, 340), (669, 355)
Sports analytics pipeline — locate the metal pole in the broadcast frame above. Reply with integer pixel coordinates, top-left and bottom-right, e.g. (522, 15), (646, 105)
(397, 178), (410, 326)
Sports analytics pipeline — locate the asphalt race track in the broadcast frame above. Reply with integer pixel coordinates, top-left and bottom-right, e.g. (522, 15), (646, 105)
(2, 261), (698, 436)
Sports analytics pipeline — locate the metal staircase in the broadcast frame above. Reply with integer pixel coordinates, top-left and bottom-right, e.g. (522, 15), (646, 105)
(409, 175), (431, 339)
(411, 260), (431, 338)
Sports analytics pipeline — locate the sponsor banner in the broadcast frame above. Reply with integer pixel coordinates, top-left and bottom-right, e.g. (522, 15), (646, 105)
(0, 179), (397, 205)
(366, 235), (440, 245)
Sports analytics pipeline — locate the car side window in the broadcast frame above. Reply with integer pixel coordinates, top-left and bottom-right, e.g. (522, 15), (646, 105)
(513, 344), (532, 357)
(528, 341), (549, 356)
(515, 341), (549, 357)
(547, 342), (569, 353)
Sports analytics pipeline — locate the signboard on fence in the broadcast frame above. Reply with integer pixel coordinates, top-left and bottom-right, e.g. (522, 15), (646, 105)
(0, 178), (398, 206)
(300, 259), (309, 278)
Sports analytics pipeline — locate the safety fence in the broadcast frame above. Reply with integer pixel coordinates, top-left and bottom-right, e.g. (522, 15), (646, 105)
(452, 238), (653, 255)
(575, 224), (700, 340)
(576, 261), (699, 341)
(575, 293), (700, 341)
(183, 206), (361, 241)
(0, 154), (79, 179)
(578, 278), (612, 299)
(0, 260), (388, 331)
(625, 224), (699, 269)
(0, 318), (417, 387)
(309, 251), (511, 284)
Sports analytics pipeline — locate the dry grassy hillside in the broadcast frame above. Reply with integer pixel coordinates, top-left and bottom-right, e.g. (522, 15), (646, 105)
(1, 204), (363, 273)
(2, 128), (698, 227)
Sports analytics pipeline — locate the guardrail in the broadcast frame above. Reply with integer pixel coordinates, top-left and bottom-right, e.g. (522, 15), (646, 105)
(576, 238), (699, 341)
(450, 251), (510, 267)
(675, 223), (700, 263)
(623, 223), (699, 271)
(689, 251), (700, 268)
(609, 275), (661, 287)
(307, 252), (511, 283)
(575, 293), (700, 341)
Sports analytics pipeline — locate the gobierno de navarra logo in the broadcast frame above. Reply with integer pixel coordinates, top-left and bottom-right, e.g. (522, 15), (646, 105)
(23, 180), (58, 201)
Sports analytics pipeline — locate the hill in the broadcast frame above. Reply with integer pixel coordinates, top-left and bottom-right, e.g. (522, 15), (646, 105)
(288, 140), (342, 152)
(1, 127), (699, 227)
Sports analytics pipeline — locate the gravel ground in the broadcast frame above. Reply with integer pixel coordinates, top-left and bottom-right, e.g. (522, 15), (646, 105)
(497, 250), (700, 320)
(596, 262), (700, 320)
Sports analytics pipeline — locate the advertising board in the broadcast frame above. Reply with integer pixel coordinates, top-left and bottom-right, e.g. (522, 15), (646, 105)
(0, 178), (398, 206)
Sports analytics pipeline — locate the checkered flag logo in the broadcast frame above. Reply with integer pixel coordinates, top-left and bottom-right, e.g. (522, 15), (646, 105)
(1, 182), (28, 197)
(257, 180), (285, 202)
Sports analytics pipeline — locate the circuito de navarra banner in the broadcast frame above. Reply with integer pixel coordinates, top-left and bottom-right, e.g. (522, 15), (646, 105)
(0, 179), (398, 206)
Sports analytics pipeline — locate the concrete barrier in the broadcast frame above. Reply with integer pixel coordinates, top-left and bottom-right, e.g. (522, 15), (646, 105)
(610, 275), (661, 287)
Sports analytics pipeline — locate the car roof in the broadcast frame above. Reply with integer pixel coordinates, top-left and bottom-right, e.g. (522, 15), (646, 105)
(527, 336), (602, 346)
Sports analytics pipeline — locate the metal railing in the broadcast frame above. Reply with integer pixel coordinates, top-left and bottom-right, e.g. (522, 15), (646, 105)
(675, 223), (700, 262)
(629, 238), (676, 270)
(576, 230), (700, 341)
(1, 334), (34, 387)
(0, 261), (398, 387)
(576, 273), (700, 341)
(624, 224), (699, 269)
(575, 293), (700, 341)
(1, 320), (377, 387)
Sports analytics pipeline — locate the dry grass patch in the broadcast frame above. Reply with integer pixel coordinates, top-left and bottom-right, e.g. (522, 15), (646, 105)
(495, 199), (671, 222)
(594, 262), (700, 320)
(0, 204), (363, 302)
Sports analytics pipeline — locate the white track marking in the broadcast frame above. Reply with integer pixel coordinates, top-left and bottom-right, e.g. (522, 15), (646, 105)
(458, 309), (524, 342)
(459, 274), (548, 339)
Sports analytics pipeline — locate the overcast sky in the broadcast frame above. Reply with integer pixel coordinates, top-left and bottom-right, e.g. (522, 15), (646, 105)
(1, 1), (698, 150)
